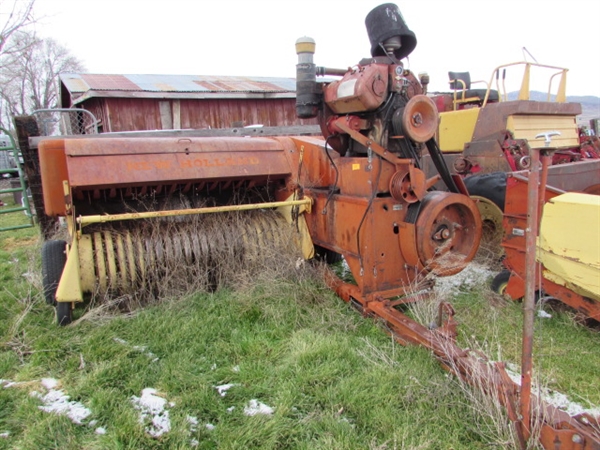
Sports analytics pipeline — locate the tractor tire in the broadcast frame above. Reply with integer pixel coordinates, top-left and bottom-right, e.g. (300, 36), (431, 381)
(314, 245), (343, 265)
(56, 301), (72, 326)
(491, 270), (511, 295)
(464, 172), (507, 210)
(41, 240), (67, 306)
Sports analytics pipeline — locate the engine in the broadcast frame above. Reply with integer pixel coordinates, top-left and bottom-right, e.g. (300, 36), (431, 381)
(296, 3), (438, 160)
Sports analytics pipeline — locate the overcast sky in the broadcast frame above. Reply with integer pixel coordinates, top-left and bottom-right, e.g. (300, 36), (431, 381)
(33, 0), (600, 97)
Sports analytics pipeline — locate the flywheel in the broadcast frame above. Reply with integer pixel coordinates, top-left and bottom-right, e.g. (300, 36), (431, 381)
(413, 191), (482, 276)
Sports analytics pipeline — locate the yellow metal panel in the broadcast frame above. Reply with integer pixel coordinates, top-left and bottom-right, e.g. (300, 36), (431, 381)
(94, 232), (107, 291)
(438, 108), (480, 153)
(506, 115), (579, 148)
(104, 232), (117, 288)
(56, 240), (83, 303)
(78, 234), (95, 292)
(115, 234), (127, 289)
(537, 193), (600, 301)
(125, 233), (137, 285)
(277, 193), (315, 260)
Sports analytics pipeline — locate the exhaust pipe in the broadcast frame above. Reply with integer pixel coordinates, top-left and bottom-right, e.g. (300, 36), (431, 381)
(295, 37), (320, 119)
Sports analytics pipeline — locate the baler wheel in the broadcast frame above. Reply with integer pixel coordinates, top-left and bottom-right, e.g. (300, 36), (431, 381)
(56, 301), (72, 326)
(471, 196), (504, 258)
(464, 173), (507, 258)
(491, 270), (511, 295)
(41, 240), (67, 306)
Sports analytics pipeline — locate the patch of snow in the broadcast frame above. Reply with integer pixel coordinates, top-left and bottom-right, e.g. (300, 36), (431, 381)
(95, 427), (106, 435)
(132, 345), (159, 362)
(205, 423), (215, 431)
(244, 399), (274, 416)
(227, 406), (235, 413)
(114, 338), (158, 362)
(435, 263), (494, 296)
(537, 309), (552, 319)
(186, 415), (204, 445)
(41, 378), (58, 390)
(22, 272), (35, 282)
(35, 387), (92, 424)
(504, 363), (522, 386)
(187, 415), (199, 432)
(214, 384), (237, 397)
(543, 390), (600, 418)
(501, 363), (600, 418)
(0, 432), (9, 438)
(131, 388), (172, 438)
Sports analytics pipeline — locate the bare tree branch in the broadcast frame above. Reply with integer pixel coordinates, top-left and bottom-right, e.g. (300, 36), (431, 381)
(0, 30), (85, 128)
(0, 0), (36, 54)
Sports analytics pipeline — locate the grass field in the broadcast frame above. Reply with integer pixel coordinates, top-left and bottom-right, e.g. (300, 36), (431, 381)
(1, 195), (598, 449)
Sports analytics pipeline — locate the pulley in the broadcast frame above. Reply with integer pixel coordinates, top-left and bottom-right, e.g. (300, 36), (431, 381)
(403, 191), (482, 276)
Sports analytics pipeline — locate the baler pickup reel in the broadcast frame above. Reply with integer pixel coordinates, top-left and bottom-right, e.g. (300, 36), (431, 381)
(39, 136), (315, 325)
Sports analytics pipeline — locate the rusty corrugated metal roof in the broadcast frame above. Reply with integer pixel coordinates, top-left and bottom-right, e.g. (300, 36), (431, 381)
(60, 73), (297, 95)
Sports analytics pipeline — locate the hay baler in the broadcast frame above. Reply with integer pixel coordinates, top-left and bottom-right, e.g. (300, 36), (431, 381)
(38, 4), (481, 326)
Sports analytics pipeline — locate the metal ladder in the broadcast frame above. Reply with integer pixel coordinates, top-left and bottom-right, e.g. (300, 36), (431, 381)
(0, 127), (34, 231)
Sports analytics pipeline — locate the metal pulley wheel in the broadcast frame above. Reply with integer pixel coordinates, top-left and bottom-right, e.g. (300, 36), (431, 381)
(413, 191), (482, 276)
(398, 95), (438, 143)
(389, 168), (426, 203)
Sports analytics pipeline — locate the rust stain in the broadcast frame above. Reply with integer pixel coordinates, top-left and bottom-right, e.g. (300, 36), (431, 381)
(80, 74), (139, 91)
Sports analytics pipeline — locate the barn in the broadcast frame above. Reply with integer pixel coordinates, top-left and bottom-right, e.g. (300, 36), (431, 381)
(58, 73), (318, 133)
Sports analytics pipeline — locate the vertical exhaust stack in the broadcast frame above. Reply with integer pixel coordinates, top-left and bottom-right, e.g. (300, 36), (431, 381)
(295, 37), (320, 119)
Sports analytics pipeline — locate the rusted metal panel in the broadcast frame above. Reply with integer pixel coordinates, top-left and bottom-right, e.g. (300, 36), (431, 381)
(63, 137), (292, 189)
(60, 73), (296, 96)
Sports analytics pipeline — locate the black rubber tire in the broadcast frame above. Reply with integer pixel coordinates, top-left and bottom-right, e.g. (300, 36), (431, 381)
(41, 240), (67, 306)
(314, 245), (343, 265)
(464, 172), (507, 211)
(56, 301), (72, 326)
(491, 269), (511, 295)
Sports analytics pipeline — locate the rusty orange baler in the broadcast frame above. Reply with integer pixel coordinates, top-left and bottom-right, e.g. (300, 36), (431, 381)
(37, 4), (483, 326)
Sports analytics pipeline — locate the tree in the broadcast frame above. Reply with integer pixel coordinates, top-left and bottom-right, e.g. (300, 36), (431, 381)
(0, 0), (35, 55)
(1, 0), (37, 128)
(0, 30), (85, 126)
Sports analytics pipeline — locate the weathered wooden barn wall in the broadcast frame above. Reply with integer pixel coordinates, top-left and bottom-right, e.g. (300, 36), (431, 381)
(59, 74), (318, 133)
